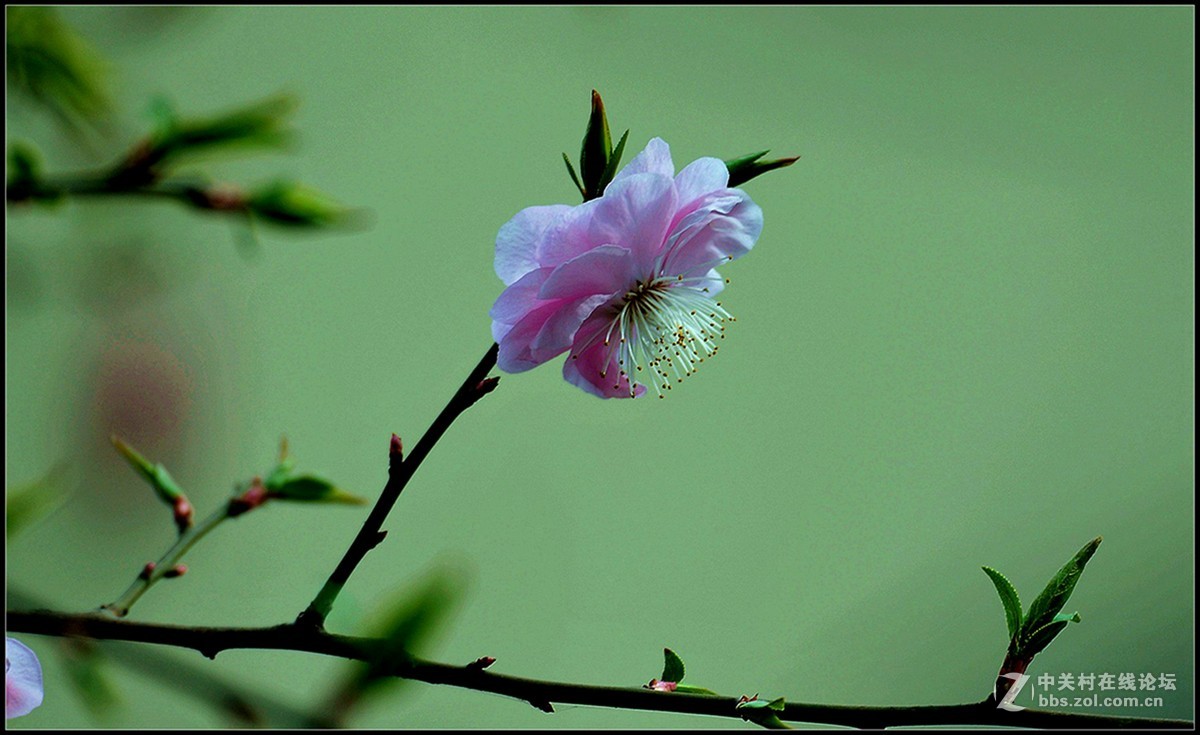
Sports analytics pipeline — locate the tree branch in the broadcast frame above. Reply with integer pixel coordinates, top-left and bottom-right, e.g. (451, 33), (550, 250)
(295, 342), (500, 629)
(7, 608), (1190, 730)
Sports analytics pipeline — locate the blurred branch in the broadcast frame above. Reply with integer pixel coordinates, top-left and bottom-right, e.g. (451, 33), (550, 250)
(6, 94), (359, 230)
(295, 343), (501, 630)
(6, 608), (1190, 729)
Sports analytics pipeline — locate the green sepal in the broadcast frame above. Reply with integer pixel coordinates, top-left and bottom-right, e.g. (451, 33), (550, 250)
(111, 436), (186, 503)
(562, 153), (586, 199)
(579, 89), (613, 199)
(982, 566), (1023, 642)
(1020, 537), (1100, 645)
(724, 149), (800, 187)
(596, 129), (629, 197)
(268, 475), (365, 505)
(661, 647), (686, 684)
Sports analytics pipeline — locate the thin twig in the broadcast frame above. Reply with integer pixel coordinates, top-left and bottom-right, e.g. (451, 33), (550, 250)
(295, 343), (500, 630)
(7, 609), (1191, 730)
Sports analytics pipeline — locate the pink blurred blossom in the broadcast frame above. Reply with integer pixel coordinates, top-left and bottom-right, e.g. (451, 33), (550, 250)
(6, 637), (43, 719)
(490, 138), (763, 398)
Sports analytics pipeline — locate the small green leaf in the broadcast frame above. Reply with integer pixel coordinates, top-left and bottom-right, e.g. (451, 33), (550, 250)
(737, 698), (770, 710)
(268, 476), (365, 505)
(1022, 619), (1073, 658)
(767, 697), (786, 712)
(112, 436), (186, 503)
(674, 684), (719, 695)
(661, 647), (686, 684)
(982, 566), (1023, 641)
(562, 152), (585, 199)
(263, 457), (297, 492)
(1021, 537), (1101, 644)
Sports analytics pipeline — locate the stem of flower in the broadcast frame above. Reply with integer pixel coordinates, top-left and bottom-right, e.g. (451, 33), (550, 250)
(102, 502), (232, 618)
(295, 343), (500, 630)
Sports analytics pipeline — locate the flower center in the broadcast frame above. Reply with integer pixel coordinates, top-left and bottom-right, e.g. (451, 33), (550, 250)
(601, 276), (734, 398)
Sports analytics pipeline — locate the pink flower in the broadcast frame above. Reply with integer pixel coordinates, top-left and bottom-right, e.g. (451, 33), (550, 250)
(6, 637), (43, 719)
(490, 138), (763, 398)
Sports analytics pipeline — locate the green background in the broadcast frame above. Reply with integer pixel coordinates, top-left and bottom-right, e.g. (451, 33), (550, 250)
(6, 6), (1193, 728)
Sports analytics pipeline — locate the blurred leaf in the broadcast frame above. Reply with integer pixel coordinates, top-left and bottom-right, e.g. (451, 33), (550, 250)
(325, 565), (466, 725)
(982, 566), (1023, 642)
(725, 149), (800, 188)
(268, 475), (365, 505)
(661, 648), (686, 684)
(6, 463), (68, 537)
(247, 180), (357, 229)
(149, 93), (296, 163)
(60, 639), (121, 721)
(6, 7), (111, 131)
(1020, 537), (1101, 644)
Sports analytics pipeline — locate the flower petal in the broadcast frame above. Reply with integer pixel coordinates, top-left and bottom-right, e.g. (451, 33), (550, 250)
(495, 301), (567, 373)
(562, 313), (646, 399)
(673, 156), (729, 208)
(494, 204), (572, 285)
(490, 267), (552, 334)
(538, 244), (636, 301)
(586, 173), (678, 274)
(610, 137), (674, 185)
(659, 189), (762, 279)
(6, 637), (43, 720)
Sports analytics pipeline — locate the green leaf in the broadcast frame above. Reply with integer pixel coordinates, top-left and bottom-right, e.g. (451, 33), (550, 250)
(725, 149), (800, 187)
(767, 697), (787, 712)
(268, 476), (365, 505)
(661, 647), (686, 684)
(579, 89), (613, 199)
(1021, 537), (1101, 644)
(982, 566), (1023, 641)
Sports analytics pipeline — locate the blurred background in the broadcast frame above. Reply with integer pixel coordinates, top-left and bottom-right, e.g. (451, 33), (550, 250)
(5, 6), (1193, 728)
